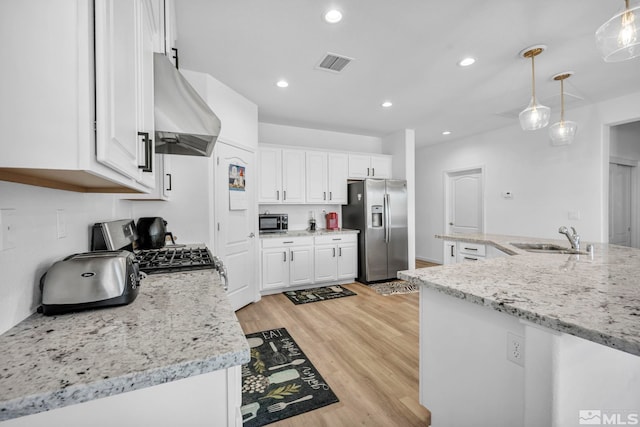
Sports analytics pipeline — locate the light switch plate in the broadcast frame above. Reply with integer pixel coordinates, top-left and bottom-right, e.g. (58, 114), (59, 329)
(0, 209), (17, 251)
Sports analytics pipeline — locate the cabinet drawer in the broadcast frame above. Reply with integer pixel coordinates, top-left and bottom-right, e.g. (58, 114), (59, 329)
(458, 242), (486, 256)
(261, 236), (314, 248)
(314, 234), (357, 245)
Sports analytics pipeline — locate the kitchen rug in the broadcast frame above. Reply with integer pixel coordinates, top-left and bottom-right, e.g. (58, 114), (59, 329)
(241, 328), (339, 426)
(283, 285), (356, 305)
(370, 280), (418, 296)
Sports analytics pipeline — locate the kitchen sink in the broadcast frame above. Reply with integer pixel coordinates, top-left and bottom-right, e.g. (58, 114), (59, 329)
(510, 242), (586, 255)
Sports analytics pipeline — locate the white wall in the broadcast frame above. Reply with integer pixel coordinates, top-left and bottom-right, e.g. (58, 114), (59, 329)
(382, 129), (416, 269)
(0, 182), (131, 334)
(611, 121), (640, 160)
(416, 91), (640, 264)
(130, 155), (213, 246)
(259, 122), (382, 153)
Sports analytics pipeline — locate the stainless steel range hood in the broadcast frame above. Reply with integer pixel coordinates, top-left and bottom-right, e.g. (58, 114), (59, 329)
(153, 53), (221, 157)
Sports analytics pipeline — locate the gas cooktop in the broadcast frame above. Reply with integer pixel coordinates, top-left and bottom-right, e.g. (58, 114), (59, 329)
(134, 247), (214, 275)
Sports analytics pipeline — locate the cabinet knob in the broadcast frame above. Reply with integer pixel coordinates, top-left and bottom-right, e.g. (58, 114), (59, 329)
(248, 232), (255, 238)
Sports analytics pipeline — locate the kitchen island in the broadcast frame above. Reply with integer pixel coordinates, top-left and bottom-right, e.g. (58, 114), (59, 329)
(0, 270), (249, 426)
(400, 234), (640, 427)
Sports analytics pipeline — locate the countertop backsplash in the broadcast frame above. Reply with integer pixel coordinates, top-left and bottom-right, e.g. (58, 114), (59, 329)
(259, 204), (342, 231)
(0, 181), (134, 335)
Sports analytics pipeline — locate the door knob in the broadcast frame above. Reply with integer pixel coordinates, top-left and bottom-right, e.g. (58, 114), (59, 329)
(449, 222), (454, 226)
(248, 232), (255, 238)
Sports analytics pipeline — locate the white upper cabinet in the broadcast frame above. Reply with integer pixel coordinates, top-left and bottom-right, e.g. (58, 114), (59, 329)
(282, 150), (306, 203)
(348, 154), (392, 179)
(124, 154), (172, 201)
(305, 151), (329, 203)
(306, 151), (348, 204)
(258, 147), (283, 203)
(0, 0), (155, 193)
(327, 152), (349, 204)
(95, 0), (156, 188)
(148, 0), (177, 65)
(258, 147), (305, 204)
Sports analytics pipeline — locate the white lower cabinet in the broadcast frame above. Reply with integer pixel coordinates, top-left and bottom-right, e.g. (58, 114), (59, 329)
(261, 237), (314, 291)
(443, 240), (457, 265)
(2, 366), (242, 427)
(260, 233), (358, 292)
(313, 234), (357, 282)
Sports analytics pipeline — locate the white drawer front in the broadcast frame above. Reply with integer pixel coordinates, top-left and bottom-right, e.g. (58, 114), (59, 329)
(261, 236), (314, 248)
(458, 242), (486, 256)
(314, 234), (357, 245)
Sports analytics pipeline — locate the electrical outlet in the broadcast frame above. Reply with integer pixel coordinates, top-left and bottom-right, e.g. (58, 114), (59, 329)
(0, 209), (17, 251)
(56, 209), (67, 239)
(507, 332), (525, 366)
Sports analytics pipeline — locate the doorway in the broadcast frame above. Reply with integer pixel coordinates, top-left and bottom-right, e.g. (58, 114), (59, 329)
(609, 160), (636, 247)
(445, 167), (484, 235)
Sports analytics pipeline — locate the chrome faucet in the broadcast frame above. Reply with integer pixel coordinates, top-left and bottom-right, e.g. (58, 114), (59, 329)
(558, 226), (580, 250)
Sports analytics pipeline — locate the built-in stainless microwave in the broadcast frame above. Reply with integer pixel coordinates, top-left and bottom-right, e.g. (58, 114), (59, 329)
(259, 214), (288, 233)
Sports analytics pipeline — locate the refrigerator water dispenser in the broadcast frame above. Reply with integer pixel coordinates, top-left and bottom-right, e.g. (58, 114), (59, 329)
(371, 205), (383, 227)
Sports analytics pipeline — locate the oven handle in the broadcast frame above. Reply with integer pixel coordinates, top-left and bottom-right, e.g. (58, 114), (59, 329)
(212, 256), (229, 291)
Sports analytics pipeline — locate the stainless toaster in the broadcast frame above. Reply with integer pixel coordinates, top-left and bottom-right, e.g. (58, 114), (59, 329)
(39, 251), (143, 316)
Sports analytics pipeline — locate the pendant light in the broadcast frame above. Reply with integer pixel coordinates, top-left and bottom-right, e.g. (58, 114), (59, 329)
(549, 72), (578, 146)
(596, 0), (640, 62)
(519, 46), (550, 131)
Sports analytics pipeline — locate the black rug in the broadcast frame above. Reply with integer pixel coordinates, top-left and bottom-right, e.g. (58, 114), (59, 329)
(283, 285), (356, 305)
(241, 328), (339, 426)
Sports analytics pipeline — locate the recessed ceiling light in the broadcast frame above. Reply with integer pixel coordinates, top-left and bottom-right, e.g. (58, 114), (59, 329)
(442, 131), (452, 135)
(324, 9), (343, 23)
(458, 57), (476, 67)
(381, 101), (393, 108)
(276, 80), (289, 88)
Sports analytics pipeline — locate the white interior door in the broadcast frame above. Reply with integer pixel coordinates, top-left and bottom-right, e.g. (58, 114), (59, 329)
(446, 169), (483, 235)
(609, 162), (633, 247)
(215, 142), (257, 310)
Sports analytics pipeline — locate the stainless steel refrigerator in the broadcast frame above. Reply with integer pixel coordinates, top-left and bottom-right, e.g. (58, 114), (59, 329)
(342, 179), (408, 283)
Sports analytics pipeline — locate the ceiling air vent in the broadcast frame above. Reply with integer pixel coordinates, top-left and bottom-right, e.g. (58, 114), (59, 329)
(316, 52), (353, 73)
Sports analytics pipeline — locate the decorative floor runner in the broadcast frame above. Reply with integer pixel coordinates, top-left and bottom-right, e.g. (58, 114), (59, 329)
(283, 285), (356, 305)
(370, 280), (418, 296)
(241, 328), (339, 426)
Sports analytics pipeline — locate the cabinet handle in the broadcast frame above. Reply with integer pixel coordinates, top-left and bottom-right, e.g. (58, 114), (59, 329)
(329, 191), (332, 200)
(339, 247), (342, 257)
(464, 257), (478, 261)
(166, 173), (172, 191)
(276, 190), (280, 200)
(450, 245), (455, 257)
(333, 248), (336, 257)
(171, 47), (179, 69)
(283, 251), (287, 262)
(291, 251), (294, 261)
(323, 192), (326, 200)
(367, 167), (370, 176)
(464, 247), (478, 251)
(372, 168), (375, 176)
(332, 238), (342, 241)
(283, 190), (287, 200)
(283, 241), (294, 244)
(137, 132), (152, 172)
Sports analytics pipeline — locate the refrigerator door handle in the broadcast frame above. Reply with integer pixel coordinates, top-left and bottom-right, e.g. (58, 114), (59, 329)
(384, 193), (390, 243)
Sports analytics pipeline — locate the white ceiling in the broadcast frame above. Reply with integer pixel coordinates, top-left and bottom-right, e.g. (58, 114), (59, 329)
(175, 0), (640, 147)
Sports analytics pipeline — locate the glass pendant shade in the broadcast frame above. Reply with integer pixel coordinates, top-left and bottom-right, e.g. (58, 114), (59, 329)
(549, 72), (577, 146)
(549, 120), (578, 146)
(519, 97), (551, 131)
(596, 2), (640, 62)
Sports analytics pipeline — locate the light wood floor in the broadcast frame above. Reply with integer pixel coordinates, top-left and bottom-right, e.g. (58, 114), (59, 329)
(236, 281), (432, 426)
(415, 259), (439, 269)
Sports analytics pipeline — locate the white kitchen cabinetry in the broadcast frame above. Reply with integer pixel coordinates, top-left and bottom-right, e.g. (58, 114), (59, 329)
(0, 0), (155, 193)
(149, 0), (177, 65)
(261, 237), (314, 290)
(348, 154), (392, 179)
(305, 151), (348, 204)
(313, 234), (357, 282)
(458, 241), (486, 262)
(124, 154), (173, 200)
(443, 240), (457, 265)
(1, 367), (241, 427)
(258, 147), (305, 204)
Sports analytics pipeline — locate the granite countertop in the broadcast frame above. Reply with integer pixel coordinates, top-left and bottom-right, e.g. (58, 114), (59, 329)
(259, 228), (359, 238)
(399, 233), (640, 357)
(0, 270), (250, 422)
